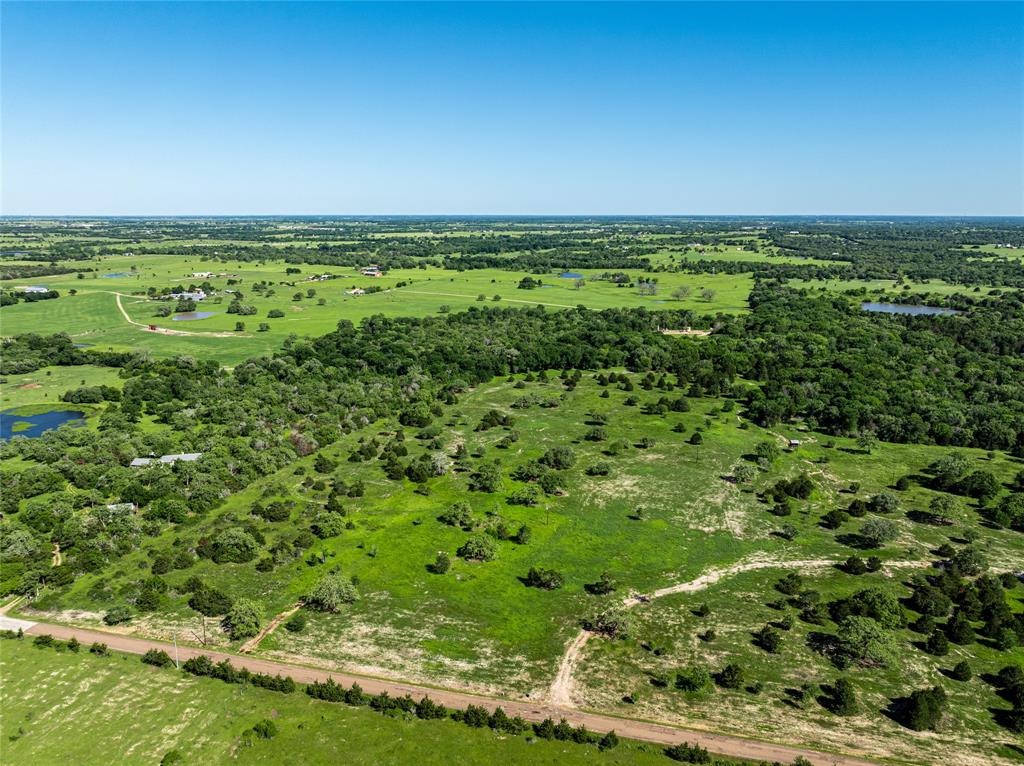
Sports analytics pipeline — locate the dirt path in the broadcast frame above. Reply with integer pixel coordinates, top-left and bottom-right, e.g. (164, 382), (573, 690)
(549, 555), (929, 709)
(50, 543), (61, 568)
(111, 292), (244, 338)
(20, 619), (882, 766)
(239, 602), (301, 654)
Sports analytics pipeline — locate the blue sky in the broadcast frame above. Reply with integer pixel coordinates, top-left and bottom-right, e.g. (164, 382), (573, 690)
(2, 2), (1021, 215)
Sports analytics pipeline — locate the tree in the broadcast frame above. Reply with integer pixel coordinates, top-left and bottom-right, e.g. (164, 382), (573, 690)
(675, 665), (712, 693)
(950, 660), (973, 681)
(211, 528), (259, 564)
(835, 616), (899, 668)
(671, 285), (692, 301)
(699, 287), (716, 302)
(754, 441), (780, 464)
(717, 662), (745, 689)
(428, 551), (451, 574)
(829, 677), (858, 716)
(305, 574), (358, 612)
(859, 517), (898, 548)
(457, 534), (497, 562)
(755, 625), (782, 653)
(666, 742), (711, 763)
(925, 629), (950, 656)
(856, 431), (879, 453)
(902, 686), (947, 731)
(524, 567), (564, 589)
(224, 599), (263, 640)
(733, 464), (757, 483)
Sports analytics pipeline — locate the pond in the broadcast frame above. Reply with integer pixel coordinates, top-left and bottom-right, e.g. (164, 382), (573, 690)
(0, 409), (85, 441)
(559, 272), (584, 279)
(172, 311), (216, 321)
(102, 272), (133, 278)
(860, 302), (961, 316)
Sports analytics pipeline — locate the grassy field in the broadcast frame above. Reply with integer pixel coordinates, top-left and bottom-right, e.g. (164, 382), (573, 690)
(1, 364), (124, 411)
(29, 372), (1024, 764)
(0, 640), (669, 766)
(1, 254), (752, 364)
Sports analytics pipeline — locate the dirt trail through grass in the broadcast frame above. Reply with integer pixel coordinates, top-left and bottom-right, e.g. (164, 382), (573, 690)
(111, 292), (244, 338)
(549, 555), (931, 708)
(239, 602), (301, 654)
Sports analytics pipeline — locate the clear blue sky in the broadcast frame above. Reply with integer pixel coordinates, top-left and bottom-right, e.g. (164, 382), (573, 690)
(2, 1), (1021, 215)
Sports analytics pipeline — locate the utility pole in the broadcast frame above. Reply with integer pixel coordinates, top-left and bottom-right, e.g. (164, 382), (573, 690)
(173, 634), (179, 669)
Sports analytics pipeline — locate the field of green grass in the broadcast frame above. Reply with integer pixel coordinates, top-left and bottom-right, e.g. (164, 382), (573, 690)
(1, 254), (752, 364)
(30, 372), (1024, 764)
(0, 639), (668, 766)
(1, 365), (124, 411)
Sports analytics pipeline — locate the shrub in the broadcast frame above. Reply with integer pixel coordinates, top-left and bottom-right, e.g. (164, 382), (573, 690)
(188, 585), (233, 617)
(103, 606), (132, 625)
(665, 742), (712, 763)
(284, 611), (307, 633)
(717, 662), (744, 689)
(224, 598), (263, 640)
(305, 574), (358, 612)
(457, 534), (497, 562)
(523, 567), (563, 590)
(142, 649), (174, 667)
(675, 665), (712, 693)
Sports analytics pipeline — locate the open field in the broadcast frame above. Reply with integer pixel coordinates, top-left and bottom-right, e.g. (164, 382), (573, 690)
(0, 639), (671, 766)
(0, 364), (123, 411)
(2, 255), (752, 363)
(23, 371), (1024, 765)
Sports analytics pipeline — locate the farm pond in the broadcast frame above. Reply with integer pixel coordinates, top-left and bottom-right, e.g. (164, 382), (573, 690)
(0, 409), (85, 440)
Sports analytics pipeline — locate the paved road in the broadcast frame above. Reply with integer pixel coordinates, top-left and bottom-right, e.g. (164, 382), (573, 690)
(20, 620), (882, 766)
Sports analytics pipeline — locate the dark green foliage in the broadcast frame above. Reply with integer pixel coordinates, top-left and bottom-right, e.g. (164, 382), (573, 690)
(665, 741), (711, 763)
(523, 567), (563, 590)
(141, 649), (173, 667)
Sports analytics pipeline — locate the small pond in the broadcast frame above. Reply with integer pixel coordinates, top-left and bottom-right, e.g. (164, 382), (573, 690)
(559, 272), (584, 279)
(1, 409), (85, 441)
(73, 343), (94, 348)
(861, 302), (960, 316)
(172, 311), (216, 321)
(102, 272), (133, 278)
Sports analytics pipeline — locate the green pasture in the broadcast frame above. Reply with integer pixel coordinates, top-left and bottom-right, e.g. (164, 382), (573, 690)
(1, 365), (124, 411)
(1, 254), (753, 364)
(44, 373), (1024, 706)
(0, 640), (667, 766)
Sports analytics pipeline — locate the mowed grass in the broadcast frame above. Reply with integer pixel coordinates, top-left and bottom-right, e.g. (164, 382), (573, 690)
(1, 364), (124, 411)
(0, 640), (668, 766)
(1, 254), (753, 364)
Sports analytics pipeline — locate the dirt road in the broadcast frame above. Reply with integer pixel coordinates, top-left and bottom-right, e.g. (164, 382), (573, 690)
(20, 619), (881, 766)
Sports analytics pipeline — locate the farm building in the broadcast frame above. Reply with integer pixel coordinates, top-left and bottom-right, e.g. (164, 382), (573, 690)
(130, 452), (203, 467)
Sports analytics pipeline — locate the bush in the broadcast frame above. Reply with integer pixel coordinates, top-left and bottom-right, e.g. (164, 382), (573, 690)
(305, 574), (358, 612)
(89, 642), (109, 656)
(284, 611), (307, 633)
(189, 585), (233, 616)
(523, 567), (563, 590)
(903, 686), (947, 731)
(211, 528), (259, 564)
(103, 606), (132, 625)
(675, 665), (712, 693)
(250, 719), (277, 740)
(950, 660), (973, 681)
(717, 662), (744, 689)
(456, 534), (497, 562)
(428, 551), (451, 574)
(142, 649), (174, 667)
(224, 598), (263, 640)
(665, 742), (712, 763)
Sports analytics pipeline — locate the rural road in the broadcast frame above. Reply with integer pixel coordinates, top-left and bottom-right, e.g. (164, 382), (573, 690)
(15, 619), (883, 766)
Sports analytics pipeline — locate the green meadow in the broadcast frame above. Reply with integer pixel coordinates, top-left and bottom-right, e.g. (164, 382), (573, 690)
(0, 640), (668, 766)
(37, 372), (1024, 764)
(2, 254), (752, 364)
